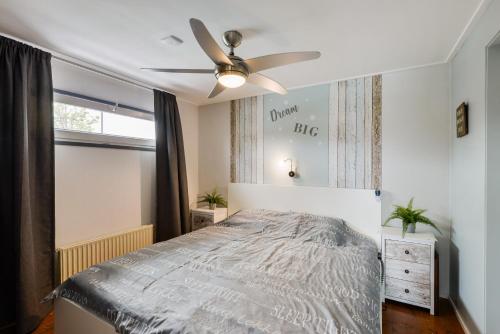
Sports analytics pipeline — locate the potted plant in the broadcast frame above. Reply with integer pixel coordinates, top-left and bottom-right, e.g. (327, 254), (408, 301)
(198, 188), (227, 210)
(384, 198), (441, 237)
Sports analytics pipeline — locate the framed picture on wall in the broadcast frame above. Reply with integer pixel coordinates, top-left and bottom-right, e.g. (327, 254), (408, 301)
(456, 102), (468, 138)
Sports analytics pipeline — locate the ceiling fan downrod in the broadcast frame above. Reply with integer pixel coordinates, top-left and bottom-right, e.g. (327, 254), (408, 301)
(222, 30), (242, 56)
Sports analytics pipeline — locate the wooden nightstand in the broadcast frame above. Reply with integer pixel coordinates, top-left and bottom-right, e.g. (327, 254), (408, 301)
(191, 207), (228, 231)
(382, 227), (437, 315)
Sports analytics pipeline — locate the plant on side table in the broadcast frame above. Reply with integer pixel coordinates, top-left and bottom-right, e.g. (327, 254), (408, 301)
(384, 198), (442, 237)
(198, 188), (227, 210)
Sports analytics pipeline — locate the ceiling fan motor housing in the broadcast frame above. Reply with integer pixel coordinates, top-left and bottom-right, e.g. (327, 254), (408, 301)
(222, 30), (243, 49)
(215, 55), (249, 80)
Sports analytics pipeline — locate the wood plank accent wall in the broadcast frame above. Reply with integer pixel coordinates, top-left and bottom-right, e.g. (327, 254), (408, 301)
(329, 75), (382, 189)
(230, 74), (382, 189)
(231, 97), (260, 183)
(372, 75), (382, 189)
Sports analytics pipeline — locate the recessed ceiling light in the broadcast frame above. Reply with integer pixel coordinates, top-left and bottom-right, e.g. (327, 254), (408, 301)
(161, 35), (183, 46)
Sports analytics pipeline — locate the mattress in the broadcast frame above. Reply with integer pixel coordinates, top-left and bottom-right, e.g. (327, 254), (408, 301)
(48, 209), (381, 333)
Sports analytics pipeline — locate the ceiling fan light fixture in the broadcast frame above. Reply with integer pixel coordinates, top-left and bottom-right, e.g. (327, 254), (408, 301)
(216, 70), (247, 88)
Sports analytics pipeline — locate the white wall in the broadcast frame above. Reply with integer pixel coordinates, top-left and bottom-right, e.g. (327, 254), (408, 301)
(178, 100), (199, 207)
(53, 60), (199, 247)
(52, 59), (153, 112)
(198, 65), (452, 297)
(449, 0), (500, 332)
(382, 64), (451, 297)
(198, 102), (231, 197)
(486, 43), (500, 334)
(55, 147), (154, 246)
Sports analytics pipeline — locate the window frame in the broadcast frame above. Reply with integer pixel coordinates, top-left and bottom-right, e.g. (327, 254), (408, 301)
(53, 90), (156, 150)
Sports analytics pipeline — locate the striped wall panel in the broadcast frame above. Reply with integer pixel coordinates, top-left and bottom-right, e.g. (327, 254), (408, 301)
(329, 75), (382, 189)
(372, 75), (382, 189)
(230, 96), (260, 183)
(230, 74), (382, 189)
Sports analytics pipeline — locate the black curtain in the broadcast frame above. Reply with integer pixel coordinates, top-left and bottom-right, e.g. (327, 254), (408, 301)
(0, 36), (55, 334)
(154, 90), (190, 241)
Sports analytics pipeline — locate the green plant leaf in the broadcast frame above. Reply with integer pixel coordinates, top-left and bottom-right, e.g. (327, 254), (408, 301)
(414, 208), (427, 215)
(386, 197), (440, 236)
(402, 222), (409, 238)
(408, 198), (414, 210)
(383, 213), (400, 226)
(416, 215), (442, 235)
(197, 188), (227, 207)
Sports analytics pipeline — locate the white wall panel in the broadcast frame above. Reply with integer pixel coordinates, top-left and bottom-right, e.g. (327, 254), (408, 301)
(53, 61), (199, 247)
(450, 1), (500, 332)
(382, 64), (450, 299)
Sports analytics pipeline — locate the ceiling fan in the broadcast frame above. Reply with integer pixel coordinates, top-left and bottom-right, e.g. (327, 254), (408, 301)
(142, 18), (321, 98)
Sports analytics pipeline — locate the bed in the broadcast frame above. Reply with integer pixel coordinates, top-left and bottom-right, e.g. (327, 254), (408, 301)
(50, 184), (382, 333)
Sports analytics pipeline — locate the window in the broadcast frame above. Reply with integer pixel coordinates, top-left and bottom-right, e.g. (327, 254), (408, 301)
(54, 102), (155, 140)
(54, 91), (155, 149)
(54, 102), (102, 134)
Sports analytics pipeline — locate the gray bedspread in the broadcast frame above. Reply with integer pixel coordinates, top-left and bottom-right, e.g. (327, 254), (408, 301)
(49, 209), (380, 334)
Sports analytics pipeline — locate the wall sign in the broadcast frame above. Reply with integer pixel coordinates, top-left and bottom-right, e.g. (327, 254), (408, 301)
(230, 75), (382, 189)
(456, 102), (468, 138)
(263, 84), (329, 186)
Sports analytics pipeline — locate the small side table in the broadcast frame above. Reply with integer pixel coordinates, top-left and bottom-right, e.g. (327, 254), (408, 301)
(382, 226), (437, 314)
(191, 207), (228, 231)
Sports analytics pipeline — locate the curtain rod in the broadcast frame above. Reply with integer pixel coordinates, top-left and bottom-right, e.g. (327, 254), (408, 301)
(1, 32), (190, 102)
(51, 54), (158, 93)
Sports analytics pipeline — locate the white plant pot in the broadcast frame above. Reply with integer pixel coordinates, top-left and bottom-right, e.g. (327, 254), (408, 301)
(406, 224), (416, 233)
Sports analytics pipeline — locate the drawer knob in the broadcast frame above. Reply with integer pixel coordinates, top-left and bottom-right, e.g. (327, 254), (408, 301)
(404, 269), (410, 274)
(404, 289), (409, 294)
(404, 250), (410, 255)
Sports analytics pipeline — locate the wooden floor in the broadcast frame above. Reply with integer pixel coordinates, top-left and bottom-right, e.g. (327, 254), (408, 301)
(383, 298), (464, 334)
(31, 312), (53, 334)
(33, 298), (463, 334)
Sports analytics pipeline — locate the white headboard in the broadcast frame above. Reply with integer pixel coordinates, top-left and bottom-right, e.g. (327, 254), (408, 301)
(228, 183), (382, 247)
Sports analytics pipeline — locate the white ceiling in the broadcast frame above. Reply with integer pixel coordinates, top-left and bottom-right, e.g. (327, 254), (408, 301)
(0, 0), (482, 105)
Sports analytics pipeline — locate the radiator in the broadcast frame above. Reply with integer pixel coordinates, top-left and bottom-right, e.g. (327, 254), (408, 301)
(57, 225), (154, 283)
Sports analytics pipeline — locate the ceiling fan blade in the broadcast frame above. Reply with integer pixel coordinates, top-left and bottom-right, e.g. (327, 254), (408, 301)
(247, 73), (287, 95)
(208, 81), (226, 98)
(189, 18), (233, 66)
(244, 51), (321, 73)
(141, 68), (213, 73)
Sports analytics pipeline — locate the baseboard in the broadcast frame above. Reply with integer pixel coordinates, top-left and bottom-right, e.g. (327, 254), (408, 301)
(449, 297), (472, 334)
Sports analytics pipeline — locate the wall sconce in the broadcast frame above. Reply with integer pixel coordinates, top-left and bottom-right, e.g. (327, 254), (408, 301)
(284, 158), (296, 178)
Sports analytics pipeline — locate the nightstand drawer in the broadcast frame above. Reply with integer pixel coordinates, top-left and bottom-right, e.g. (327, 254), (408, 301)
(385, 240), (431, 264)
(191, 207), (227, 231)
(192, 213), (213, 231)
(386, 259), (430, 285)
(385, 277), (431, 306)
